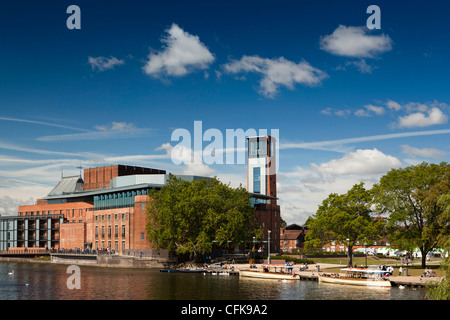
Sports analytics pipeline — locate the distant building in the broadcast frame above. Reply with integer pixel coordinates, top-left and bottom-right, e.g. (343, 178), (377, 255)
(280, 224), (309, 252)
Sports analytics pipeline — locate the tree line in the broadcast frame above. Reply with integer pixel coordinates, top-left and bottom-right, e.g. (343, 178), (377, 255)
(304, 161), (450, 269)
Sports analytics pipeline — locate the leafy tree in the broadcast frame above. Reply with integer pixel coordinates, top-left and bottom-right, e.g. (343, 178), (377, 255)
(305, 183), (384, 266)
(145, 174), (260, 261)
(426, 190), (450, 300)
(372, 162), (449, 268)
(426, 242), (450, 300)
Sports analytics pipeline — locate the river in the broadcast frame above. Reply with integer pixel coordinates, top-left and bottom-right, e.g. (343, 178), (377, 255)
(0, 261), (428, 300)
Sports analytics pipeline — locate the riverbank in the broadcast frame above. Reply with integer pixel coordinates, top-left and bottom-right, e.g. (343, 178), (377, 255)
(0, 254), (173, 269)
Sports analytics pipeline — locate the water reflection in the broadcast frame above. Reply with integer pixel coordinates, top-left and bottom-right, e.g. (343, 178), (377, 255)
(0, 262), (427, 300)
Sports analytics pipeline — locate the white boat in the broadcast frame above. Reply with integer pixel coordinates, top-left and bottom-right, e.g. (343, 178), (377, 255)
(318, 267), (391, 287)
(239, 264), (299, 280)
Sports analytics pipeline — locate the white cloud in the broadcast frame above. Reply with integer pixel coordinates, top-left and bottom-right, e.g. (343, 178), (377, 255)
(398, 107), (448, 128)
(88, 56), (125, 71)
(143, 23), (215, 78)
(223, 55), (327, 98)
(0, 195), (37, 216)
(354, 104), (385, 117)
(94, 122), (137, 132)
(276, 149), (404, 224)
(401, 144), (446, 159)
(320, 25), (393, 58)
(386, 100), (402, 111)
(156, 143), (215, 177)
(312, 149), (402, 175)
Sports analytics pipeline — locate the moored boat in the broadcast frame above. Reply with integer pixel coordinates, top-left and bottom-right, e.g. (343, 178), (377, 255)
(318, 267), (391, 287)
(239, 264), (299, 280)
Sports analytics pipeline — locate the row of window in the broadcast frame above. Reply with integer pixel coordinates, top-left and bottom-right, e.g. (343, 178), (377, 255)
(94, 213), (127, 223)
(19, 208), (92, 217)
(95, 233), (146, 252)
(95, 225), (126, 239)
(96, 240), (125, 252)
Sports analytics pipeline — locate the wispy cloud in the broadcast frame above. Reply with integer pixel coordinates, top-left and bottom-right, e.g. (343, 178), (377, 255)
(0, 116), (88, 132)
(0, 141), (81, 157)
(37, 122), (154, 142)
(280, 129), (450, 152)
(88, 56), (125, 72)
(223, 55), (328, 98)
(401, 144), (446, 159)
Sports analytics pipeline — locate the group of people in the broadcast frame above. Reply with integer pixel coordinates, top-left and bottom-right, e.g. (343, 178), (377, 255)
(421, 267), (435, 277)
(378, 264), (394, 275)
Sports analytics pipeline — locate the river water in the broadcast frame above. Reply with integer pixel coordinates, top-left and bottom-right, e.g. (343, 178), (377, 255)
(0, 261), (427, 300)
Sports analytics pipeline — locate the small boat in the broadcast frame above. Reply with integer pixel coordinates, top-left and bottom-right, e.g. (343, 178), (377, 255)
(239, 264), (299, 280)
(318, 267), (391, 287)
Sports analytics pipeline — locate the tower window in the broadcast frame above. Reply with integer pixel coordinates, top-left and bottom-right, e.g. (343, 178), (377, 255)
(253, 167), (261, 193)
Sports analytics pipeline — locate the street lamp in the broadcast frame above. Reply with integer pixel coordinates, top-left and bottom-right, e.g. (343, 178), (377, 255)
(268, 230), (271, 264)
(346, 238), (350, 267)
(364, 241), (368, 268)
(253, 236), (256, 264)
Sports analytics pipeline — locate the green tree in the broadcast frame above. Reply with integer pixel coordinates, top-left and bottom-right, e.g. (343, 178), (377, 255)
(305, 183), (384, 267)
(426, 242), (450, 300)
(372, 162), (449, 268)
(145, 174), (260, 261)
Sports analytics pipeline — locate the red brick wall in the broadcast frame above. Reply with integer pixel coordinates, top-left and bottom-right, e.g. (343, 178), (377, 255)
(60, 223), (85, 249)
(19, 202), (93, 221)
(83, 165), (166, 191)
(131, 195), (152, 250)
(255, 203), (281, 253)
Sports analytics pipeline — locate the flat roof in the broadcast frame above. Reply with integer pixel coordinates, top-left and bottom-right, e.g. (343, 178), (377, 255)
(40, 183), (164, 201)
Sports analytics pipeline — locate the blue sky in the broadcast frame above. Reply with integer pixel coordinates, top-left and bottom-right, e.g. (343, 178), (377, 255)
(0, 0), (449, 224)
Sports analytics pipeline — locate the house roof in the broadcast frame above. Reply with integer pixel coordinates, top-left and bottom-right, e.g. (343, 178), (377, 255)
(47, 175), (84, 197)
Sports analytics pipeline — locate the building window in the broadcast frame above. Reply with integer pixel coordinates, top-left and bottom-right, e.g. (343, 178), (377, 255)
(141, 233), (145, 241)
(101, 226), (105, 239)
(122, 225), (126, 238)
(253, 167), (261, 193)
(95, 226), (98, 239)
(108, 226), (111, 239)
(115, 225), (118, 238)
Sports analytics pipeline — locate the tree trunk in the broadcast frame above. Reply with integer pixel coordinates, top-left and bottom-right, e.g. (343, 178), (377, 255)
(347, 245), (353, 267)
(421, 248), (427, 268)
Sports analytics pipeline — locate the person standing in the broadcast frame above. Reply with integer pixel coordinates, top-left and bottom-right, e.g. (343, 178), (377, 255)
(399, 266), (403, 276)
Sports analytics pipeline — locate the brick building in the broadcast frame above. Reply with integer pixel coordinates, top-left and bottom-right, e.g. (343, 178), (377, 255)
(0, 136), (281, 256)
(280, 224), (309, 252)
(247, 135), (281, 253)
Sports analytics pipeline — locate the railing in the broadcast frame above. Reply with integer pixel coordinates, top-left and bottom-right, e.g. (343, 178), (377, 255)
(0, 248), (49, 255)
